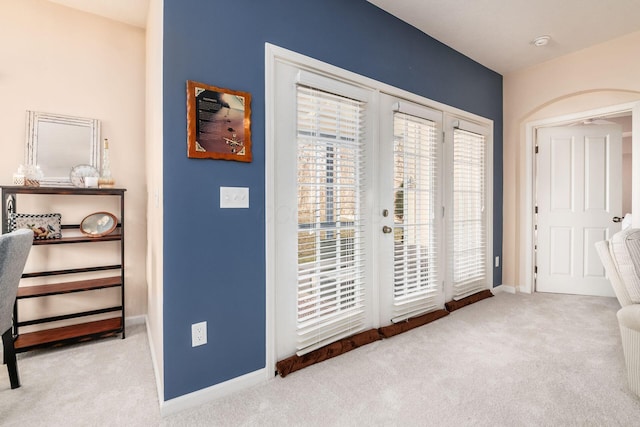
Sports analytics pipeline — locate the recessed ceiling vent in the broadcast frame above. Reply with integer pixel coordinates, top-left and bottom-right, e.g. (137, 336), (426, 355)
(532, 35), (551, 47)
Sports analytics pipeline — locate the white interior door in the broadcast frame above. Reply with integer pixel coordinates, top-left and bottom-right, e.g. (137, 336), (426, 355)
(536, 124), (622, 296)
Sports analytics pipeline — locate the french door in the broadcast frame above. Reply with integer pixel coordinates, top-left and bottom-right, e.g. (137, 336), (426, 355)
(271, 59), (492, 361)
(445, 117), (491, 301)
(378, 94), (445, 324)
(273, 64), (377, 359)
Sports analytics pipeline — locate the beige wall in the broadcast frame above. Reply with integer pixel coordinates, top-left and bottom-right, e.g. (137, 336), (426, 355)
(145, 0), (164, 401)
(503, 30), (640, 289)
(0, 0), (147, 318)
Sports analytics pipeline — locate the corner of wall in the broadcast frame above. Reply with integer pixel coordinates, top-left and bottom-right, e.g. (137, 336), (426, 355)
(145, 0), (165, 404)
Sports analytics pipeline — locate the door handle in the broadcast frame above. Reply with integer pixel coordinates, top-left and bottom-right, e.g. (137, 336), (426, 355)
(382, 225), (393, 234)
(612, 216), (622, 223)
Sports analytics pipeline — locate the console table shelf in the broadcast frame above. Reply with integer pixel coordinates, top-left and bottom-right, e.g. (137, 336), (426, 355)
(31, 228), (122, 245)
(1, 185), (126, 352)
(13, 317), (123, 352)
(17, 276), (122, 298)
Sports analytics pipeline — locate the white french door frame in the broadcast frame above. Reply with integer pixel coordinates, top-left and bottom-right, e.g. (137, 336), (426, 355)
(520, 101), (640, 294)
(265, 43), (494, 376)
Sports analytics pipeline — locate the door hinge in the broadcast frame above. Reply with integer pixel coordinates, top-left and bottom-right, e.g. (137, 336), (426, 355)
(535, 145), (539, 154)
(535, 206), (538, 214)
(442, 206), (445, 218)
(535, 265), (538, 274)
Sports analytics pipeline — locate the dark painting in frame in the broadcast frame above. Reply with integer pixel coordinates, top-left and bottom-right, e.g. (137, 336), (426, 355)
(186, 80), (252, 162)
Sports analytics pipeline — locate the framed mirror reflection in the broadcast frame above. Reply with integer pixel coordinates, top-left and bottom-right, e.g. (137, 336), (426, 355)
(25, 111), (101, 186)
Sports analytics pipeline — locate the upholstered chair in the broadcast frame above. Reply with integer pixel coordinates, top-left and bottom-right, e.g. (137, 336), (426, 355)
(0, 229), (33, 389)
(596, 228), (640, 397)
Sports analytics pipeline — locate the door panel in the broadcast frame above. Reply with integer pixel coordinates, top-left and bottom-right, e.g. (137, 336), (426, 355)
(585, 136), (608, 211)
(536, 125), (622, 296)
(550, 137), (573, 211)
(549, 227), (572, 275)
(584, 227), (607, 277)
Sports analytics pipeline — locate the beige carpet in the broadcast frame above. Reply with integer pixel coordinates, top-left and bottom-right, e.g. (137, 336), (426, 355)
(2, 292), (639, 426)
(0, 320), (160, 426)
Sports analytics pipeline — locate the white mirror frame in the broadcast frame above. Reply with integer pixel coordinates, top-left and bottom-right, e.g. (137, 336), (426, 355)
(25, 111), (101, 186)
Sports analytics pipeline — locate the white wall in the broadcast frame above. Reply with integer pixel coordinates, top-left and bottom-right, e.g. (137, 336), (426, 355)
(0, 0), (147, 318)
(503, 30), (640, 290)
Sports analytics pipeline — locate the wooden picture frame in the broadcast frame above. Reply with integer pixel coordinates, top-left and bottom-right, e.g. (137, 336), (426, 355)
(186, 80), (252, 162)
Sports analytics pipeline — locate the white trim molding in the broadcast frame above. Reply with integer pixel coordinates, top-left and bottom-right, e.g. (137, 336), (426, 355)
(143, 315), (165, 413)
(125, 315), (146, 326)
(491, 284), (517, 294)
(160, 369), (269, 417)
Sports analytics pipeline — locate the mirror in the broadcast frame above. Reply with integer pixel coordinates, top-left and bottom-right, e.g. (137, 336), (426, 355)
(80, 212), (117, 237)
(26, 111), (100, 186)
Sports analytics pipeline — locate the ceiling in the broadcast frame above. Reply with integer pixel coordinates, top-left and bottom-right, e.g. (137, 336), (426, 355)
(47, 0), (149, 29)
(367, 0), (640, 74)
(48, 0), (640, 74)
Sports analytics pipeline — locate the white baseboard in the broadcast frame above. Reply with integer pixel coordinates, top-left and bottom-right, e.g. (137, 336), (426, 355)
(142, 315), (165, 410)
(137, 315), (270, 417)
(492, 284), (517, 294)
(125, 315), (146, 326)
(160, 368), (269, 417)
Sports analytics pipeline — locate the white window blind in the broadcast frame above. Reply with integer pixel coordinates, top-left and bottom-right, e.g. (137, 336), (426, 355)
(451, 127), (487, 299)
(391, 112), (440, 322)
(295, 85), (366, 355)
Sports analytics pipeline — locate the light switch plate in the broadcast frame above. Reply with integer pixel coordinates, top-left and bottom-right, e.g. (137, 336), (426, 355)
(220, 186), (249, 208)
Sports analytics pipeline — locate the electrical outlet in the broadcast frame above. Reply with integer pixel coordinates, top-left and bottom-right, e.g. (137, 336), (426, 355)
(191, 321), (207, 347)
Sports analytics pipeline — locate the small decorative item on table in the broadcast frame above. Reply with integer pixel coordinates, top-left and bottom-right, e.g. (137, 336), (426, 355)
(99, 138), (116, 188)
(70, 164), (100, 188)
(9, 213), (62, 239)
(16, 165), (43, 187)
(24, 177), (40, 187)
(84, 176), (99, 188)
(12, 164), (25, 185)
(80, 212), (117, 237)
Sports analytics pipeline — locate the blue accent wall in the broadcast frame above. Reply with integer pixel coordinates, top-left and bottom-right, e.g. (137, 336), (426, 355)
(163, 0), (503, 400)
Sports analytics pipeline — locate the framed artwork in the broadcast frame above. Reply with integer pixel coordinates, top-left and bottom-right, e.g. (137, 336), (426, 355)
(186, 80), (252, 162)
